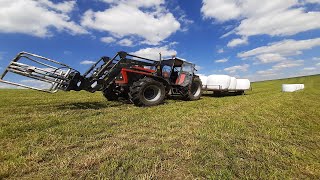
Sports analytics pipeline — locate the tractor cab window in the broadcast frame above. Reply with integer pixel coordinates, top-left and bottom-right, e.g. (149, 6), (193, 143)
(173, 66), (181, 72)
(162, 65), (172, 78)
(181, 63), (194, 74)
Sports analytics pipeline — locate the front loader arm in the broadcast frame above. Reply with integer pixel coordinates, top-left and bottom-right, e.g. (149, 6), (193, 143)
(0, 51), (119, 93)
(0, 51), (159, 93)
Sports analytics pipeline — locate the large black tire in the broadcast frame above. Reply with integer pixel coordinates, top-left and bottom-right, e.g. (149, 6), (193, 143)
(184, 77), (202, 101)
(102, 85), (119, 101)
(129, 77), (166, 107)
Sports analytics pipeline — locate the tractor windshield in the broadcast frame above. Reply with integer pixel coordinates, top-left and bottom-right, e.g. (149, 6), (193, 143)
(181, 63), (194, 74)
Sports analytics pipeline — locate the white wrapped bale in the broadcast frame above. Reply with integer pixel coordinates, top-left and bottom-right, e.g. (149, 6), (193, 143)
(206, 75), (231, 90)
(282, 84), (298, 92)
(282, 84), (304, 92)
(298, 84), (302, 90)
(228, 77), (237, 90)
(235, 79), (250, 90)
(294, 84), (304, 90)
(298, 84), (305, 90)
(199, 75), (208, 89)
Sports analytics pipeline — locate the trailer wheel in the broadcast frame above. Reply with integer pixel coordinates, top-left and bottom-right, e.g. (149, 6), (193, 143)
(237, 90), (245, 95)
(129, 77), (166, 106)
(185, 77), (202, 101)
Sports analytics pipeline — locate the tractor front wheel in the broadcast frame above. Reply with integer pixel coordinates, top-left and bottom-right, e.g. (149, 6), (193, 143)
(129, 77), (166, 106)
(184, 77), (202, 101)
(102, 85), (119, 101)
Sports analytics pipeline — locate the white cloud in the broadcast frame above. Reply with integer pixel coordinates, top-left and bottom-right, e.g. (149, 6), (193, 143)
(224, 64), (250, 73)
(202, 0), (298, 22)
(63, 50), (72, 55)
(178, 14), (194, 32)
(218, 48), (224, 53)
(168, 42), (179, 46)
(202, 0), (320, 80)
(256, 60), (304, 76)
(201, 0), (241, 22)
(0, 83), (17, 89)
(272, 60), (304, 70)
(101, 0), (164, 8)
(101, 37), (116, 43)
(0, 0), (87, 37)
(317, 63), (320, 66)
(304, 0), (320, 4)
(256, 53), (286, 64)
(195, 65), (202, 71)
(303, 67), (316, 71)
(215, 58), (228, 63)
(313, 57), (320, 61)
(20, 79), (52, 89)
(202, 0), (320, 43)
(80, 60), (96, 65)
(227, 37), (248, 47)
(238, 38), (320, 60)
(257, 69), (279, 76)
(131, 45), (177, 60)
(117, 38), (133, 46)
(81, 1), (180, 45)
(236, 8), (320, 38)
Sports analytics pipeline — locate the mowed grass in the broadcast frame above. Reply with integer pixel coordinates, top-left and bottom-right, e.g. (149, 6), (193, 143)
(0, 75), (319, 179)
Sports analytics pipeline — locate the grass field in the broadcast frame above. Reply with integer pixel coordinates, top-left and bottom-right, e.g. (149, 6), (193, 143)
(0, 75), (319, 179)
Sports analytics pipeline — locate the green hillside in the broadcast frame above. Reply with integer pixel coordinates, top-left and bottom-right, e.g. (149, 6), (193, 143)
(0, 75), (319, 179)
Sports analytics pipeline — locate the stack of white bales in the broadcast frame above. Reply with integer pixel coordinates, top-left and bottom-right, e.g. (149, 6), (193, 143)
(199, 75), (250, 91)
(199, 75), (208, 89)
(282, 84), (304, 92)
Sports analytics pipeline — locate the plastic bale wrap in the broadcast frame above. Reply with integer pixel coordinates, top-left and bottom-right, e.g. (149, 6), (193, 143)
(296, 84), (304, 90)
(206, 75), (231, 90)
(235, 79), (251, 90)
(282, 84), (304, 92)
(199, 75), (208, 89)
(228, 77), (237, 90)
(282, 84), (297, 92)
(296, 84), (305, 90)
(299, 84), (305, 90)
(298, 84), (302, 90)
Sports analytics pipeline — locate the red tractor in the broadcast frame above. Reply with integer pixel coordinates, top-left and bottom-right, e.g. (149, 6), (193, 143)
(0, 51), (202, 106)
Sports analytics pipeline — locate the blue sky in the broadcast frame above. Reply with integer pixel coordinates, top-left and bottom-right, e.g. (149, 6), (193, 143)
(0, 0), (320, 87)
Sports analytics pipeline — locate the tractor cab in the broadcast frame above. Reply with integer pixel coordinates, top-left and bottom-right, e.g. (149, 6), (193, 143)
(160, 57), (196, 87)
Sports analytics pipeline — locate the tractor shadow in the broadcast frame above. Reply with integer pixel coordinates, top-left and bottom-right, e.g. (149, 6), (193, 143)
(56, 101), (125, 110)
(202, 92), (246, 98)
(166, 95), (187, 102)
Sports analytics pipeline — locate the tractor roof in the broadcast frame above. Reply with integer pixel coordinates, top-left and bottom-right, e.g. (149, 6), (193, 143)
(162, 57), (193, 66)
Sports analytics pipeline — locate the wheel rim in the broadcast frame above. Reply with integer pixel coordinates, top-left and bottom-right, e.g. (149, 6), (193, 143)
(143, 85), (161, 102)
(191, 82), (201, 97)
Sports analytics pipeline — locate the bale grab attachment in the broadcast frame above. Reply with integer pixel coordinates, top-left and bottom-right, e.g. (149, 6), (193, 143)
(0, 52), (77, 93)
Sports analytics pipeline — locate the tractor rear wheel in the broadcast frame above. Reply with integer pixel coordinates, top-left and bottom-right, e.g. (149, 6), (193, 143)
(129, 77), (166, 106)
(184, 77), (202, 100)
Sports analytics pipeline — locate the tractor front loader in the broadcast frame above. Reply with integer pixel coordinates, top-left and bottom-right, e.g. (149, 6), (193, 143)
(0, 51), (202, 106)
